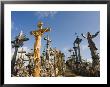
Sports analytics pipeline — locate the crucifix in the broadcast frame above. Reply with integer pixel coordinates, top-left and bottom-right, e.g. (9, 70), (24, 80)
(81, 31), (99, 67)
(30, 21), (50, 77)
(11, 31), (29, 75)
(44, 35), (52, 60)
(74, 36), (82, 63)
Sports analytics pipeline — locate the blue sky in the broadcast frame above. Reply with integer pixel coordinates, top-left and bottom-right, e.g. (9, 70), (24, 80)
(11, 11), (100, 62)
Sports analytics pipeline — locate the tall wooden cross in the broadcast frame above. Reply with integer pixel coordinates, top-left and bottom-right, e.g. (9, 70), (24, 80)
(30, 21), (50, 77)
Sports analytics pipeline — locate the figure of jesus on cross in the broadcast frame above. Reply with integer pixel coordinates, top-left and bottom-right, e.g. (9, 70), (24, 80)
(30, 21), (50, 77)
(81, 31), (100, 68)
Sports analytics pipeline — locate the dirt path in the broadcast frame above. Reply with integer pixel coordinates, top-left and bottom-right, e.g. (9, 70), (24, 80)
(64, 65), (77, 77)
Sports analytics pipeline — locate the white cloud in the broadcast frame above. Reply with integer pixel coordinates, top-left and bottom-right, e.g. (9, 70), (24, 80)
(49, 11), (58, 17)
(35, 11), (57, 19)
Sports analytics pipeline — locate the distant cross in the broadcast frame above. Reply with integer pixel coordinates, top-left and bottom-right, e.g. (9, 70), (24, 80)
(11, 31), (29, 75)
(73, 46), (78, 61)
(73, 36), (82, 62)
(18, 48), (26, 59)
(74, 36), (82, 63)
(81, 31), (100, 67)
(44, 35), (52, 50)
(81, 31), (99, 54)
(44, 35), (52, 60)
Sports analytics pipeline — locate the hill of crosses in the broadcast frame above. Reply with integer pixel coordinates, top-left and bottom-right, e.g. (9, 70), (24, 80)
(11, 21), (100, 77)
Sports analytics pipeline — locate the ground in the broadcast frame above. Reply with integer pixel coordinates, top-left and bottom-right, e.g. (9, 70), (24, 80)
(64, 65), (78, 77)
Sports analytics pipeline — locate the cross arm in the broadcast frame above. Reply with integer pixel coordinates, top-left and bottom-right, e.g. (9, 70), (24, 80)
(41, 28), (51, 33)
(92, 31), (99, 38)
(30, 30), (39, 36)
(81, 33), (87, 38)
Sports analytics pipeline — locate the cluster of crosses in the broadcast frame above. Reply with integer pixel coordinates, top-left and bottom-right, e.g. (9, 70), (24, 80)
(11, 21), (65, 77)
(11, 21), (100, 77)
(67, 32), (100, 76)
(40, 35), (66, 77)
(11, 30), (29, 75)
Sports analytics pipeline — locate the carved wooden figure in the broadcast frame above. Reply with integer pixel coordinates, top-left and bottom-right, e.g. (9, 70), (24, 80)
(30, 21), (50, 76)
